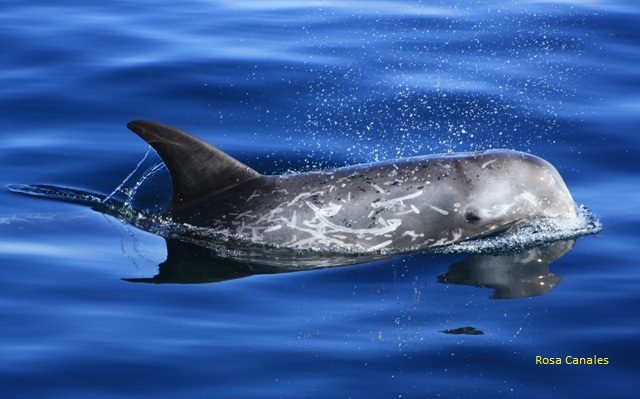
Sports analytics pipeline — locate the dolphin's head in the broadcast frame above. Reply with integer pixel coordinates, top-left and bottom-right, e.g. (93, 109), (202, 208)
(453, 150), (579, 238)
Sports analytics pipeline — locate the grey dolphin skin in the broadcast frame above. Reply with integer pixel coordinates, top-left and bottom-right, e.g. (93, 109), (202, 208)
(128, 120), (579, 253)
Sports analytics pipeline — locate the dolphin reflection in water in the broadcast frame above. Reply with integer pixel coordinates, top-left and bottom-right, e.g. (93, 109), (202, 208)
(439, 240), (574, 299)
(125, 237), (574, 300)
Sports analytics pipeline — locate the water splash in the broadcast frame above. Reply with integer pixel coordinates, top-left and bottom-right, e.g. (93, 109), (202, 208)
(122, 162), (167, 209)
(103, 147), (152, 205)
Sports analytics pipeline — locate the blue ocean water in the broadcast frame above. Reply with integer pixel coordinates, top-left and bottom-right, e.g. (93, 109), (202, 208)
(1, 0), (639, 397)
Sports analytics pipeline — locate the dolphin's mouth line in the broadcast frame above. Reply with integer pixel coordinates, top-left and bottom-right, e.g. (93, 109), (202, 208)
(465, 220), (523, 241)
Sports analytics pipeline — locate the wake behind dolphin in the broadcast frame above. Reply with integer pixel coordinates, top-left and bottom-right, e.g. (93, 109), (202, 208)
(8, 121), (600, 266)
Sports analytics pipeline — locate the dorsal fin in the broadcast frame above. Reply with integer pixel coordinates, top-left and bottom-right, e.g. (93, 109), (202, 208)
(127, 120), (260, 204)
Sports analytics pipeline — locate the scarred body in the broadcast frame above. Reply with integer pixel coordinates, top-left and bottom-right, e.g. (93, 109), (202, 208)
(170, 149), (578, 252)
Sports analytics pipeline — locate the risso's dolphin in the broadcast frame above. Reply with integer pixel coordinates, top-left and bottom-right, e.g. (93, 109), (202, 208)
(125, 120), (579, 253)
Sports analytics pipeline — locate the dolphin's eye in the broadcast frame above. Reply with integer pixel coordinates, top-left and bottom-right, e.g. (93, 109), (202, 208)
(465, 210), (481, 223)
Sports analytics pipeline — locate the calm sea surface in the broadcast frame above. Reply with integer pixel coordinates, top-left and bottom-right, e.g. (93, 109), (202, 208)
(1, 1), (639, 397)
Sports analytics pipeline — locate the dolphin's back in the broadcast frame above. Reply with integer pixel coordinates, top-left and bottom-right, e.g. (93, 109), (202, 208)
(169, 156), (467, 251)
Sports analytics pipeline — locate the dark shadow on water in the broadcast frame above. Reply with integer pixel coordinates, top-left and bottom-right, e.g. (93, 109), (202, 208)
(441, 326), (484, 335)
(125, 237), (575, 300)
(123, 239), (286, 284)
(438, 240), (574, 299)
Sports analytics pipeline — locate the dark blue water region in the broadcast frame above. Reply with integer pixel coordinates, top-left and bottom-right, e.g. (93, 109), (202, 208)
(1, 0), (639, 398)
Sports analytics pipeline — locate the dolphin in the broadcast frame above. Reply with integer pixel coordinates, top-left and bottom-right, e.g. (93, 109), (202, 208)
(124, 120), (579, 254)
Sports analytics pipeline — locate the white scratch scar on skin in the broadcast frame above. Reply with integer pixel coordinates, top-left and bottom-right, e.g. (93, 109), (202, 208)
(429, 205), (449, 215)
(402, 230), (424, 241)
(482, 160), (496, 169)
(233, 211), (256, 220)
(371, 183), (385, 194)
(264, 224), (282, 233)
(300, 202), (402, 238)
(246, 190), (260, 202)
(371, 190), (423, 209)
(368, 240), (393, 251)
(287, 191), (324, 207)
